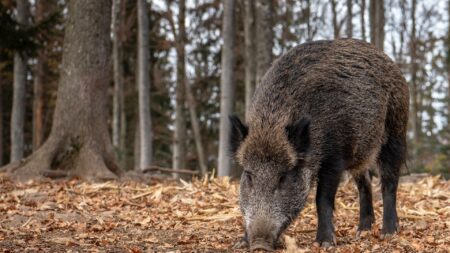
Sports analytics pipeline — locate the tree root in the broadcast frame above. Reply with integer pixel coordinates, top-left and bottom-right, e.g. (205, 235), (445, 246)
(0, 136), (123, 182)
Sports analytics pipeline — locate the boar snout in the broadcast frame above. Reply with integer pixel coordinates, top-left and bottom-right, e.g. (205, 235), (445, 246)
(247, 216), (281, 251)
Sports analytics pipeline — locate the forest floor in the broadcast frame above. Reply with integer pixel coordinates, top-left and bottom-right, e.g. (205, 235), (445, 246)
(0, 172), (449, 253)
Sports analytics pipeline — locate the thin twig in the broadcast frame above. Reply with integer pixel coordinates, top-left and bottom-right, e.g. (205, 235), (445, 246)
(142, 166), (199, 175)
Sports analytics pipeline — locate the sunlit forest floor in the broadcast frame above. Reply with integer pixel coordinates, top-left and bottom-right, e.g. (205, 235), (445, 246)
(0, 173), (448, 252)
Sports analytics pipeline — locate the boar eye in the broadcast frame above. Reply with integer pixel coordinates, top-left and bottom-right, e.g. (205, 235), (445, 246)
(244, 171), (253, 187)
(278, 174), (287, 186)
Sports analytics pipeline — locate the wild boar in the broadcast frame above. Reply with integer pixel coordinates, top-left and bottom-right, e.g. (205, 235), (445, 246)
(230, 39), (408, 251)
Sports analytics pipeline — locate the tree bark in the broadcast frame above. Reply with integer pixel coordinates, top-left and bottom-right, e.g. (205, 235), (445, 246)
(3, 0), (123, 181)
(306, 0), (312, 41)
(447, 0), (450, 130)
(346, 0), (353, 38)
(112, 0), (126, 166)
(410, 0), (420, 149)
(185, 79), (208, 176)
(0, 78), (3, 166)
(255, 0), (273, 86)
(244, 0), (256, 117)
(331, 0), (339, 39)
(172, 0), (187, 177)
(360, 0), (366, 41)
(134, 119), (140, 170)
(10, 0), (30, 162)
(137, 0), (153, 170)
(33, 0), (55, 151)
(218, 0), (236, 177)
(369, 0), (384, 50)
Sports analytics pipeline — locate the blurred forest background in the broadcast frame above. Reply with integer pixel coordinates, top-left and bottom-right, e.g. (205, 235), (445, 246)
(0, 0), (450, 180)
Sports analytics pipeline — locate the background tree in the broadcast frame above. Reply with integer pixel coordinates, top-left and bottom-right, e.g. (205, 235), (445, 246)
(218, 0), (236, 177)
(243, 0), (256, 116)
(360, 0), (366, 41)
(10, 0), (30, 162)
(112, 0), (126, 166)
(3, 0), (122, 181)
(137, 0), (153, 171)
(369, 0), (384, 50)
(255, 0), (274, 86)
(346, 0), (353, 38)
(331, 0), (339, 38)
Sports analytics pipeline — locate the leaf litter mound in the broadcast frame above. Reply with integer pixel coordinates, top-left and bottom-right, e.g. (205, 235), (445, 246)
(0, 173), (449, 252)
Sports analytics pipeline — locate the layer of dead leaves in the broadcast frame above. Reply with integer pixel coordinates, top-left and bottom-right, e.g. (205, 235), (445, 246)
(0, 172), (449, 252)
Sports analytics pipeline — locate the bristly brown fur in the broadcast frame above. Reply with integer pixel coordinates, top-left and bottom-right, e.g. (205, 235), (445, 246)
(237, 38), (408, 177)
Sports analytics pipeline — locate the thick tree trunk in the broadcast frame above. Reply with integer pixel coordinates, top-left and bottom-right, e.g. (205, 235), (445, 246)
(369, 0), (384, 50)
(218, 0), (236, 177)
(244, 0), (256, 117)
(10, 0), (30, 162)
(360, 0), (366, 41)
(112, 0), (126, 166)
(346, 0), (353, 38)
(173, 0), (187, 177)
(137, 0), (153, 170)
(255, 0), (273, 86)
(331, 0), (339, 39)
(185, 80), (208, 176)
(3, 0), (123, 181)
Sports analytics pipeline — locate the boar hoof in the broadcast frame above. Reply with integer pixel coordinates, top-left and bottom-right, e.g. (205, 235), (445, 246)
(380, 234), (394, 240)
(313, 233), (336, 248)
(232, 238), (249, 249)
(355, 230), (371, 240)
(380, 222), (400, 240)
(250, 244), (275, 252)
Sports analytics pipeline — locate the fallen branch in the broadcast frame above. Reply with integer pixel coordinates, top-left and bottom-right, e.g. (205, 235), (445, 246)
(142, 166), (199, 175)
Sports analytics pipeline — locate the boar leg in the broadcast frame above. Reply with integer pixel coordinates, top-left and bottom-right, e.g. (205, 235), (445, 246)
(315, 167), (342, 246)
(378, 136), (405, 238)
(354, 170), (375, 233)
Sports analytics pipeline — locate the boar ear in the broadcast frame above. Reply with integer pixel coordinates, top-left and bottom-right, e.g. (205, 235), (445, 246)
(229, 115), (248, 154)
(285, 117), (310, 156)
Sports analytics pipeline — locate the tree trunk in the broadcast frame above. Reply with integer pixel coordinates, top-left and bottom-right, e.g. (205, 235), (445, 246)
(410, 0), (420, 151)
(331, 0), (339, 39)
(346, 0), (353, 38)
(0, 78), (3, 166)
(112, 0), (126, 166)
(134, 119), (140, 170)
(173, 0), (187, 177)
(306, 0), (312, 41)
(33, 0), (55, 151)
(448, 0), (450, 130)
(360, 0), (366, 41)
(369, 0), (384, 50)
(255, 0), (273, 86)
(218, 0), (236, 177)
(3, 0), (123, 181)
(244, 0), (256, 117)
(185, 80), (208, 176)
(33, 0), (45, 150)
(10, 0), (30, 162)
(137, 0), (152, 170)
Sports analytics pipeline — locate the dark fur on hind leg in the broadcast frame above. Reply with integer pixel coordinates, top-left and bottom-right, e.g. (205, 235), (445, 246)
(354, 170), (375, 231)
(378, 136), (406, 236)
